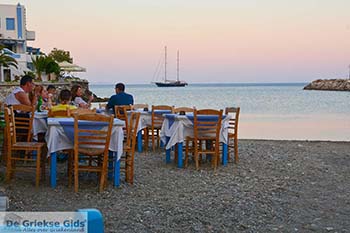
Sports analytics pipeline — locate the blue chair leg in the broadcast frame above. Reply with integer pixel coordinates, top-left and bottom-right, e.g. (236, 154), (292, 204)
(114, 158), (120, 187)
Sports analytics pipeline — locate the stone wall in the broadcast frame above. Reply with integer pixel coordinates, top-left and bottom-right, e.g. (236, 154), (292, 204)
(304, 79), (350, 91)
(0, 79), (94, 103)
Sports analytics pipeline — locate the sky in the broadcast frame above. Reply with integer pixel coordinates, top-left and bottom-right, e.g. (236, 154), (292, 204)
(3, 0), (350, 84)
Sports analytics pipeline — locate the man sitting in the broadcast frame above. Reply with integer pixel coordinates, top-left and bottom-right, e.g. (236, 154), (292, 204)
(106, 83), (134, 114)
(5, 75), (36, 106)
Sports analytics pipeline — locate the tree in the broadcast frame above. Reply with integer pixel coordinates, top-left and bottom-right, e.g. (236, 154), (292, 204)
(32, 55), (60, 81)
(31, 55), (47, 81)
(48, 48), (73, 63)
(45, 57), (60, 81)
(0, 45), (18, 81)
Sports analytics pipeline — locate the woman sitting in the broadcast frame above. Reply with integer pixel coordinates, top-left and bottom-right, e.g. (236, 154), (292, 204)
(71, 84), (94, 109)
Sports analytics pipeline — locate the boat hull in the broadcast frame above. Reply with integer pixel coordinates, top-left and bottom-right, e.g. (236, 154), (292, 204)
(155, 82), (188, 87)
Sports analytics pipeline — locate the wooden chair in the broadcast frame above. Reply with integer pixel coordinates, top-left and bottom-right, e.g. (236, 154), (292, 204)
(0, 102), (6, 164)
(149, 105), (174, 151)
(225, 107), (240, 163)
(71, 108), (96, 116)
(73, 113), (114, 192)
(120, 112), (140, 184)
(114, 105), (132, 138)
(11, 104), (35, 142)
(185, 109), (223, 171)
(131, 103), (149, 110)
(4, 106), (46, 187)
(48, 107), (71, 117)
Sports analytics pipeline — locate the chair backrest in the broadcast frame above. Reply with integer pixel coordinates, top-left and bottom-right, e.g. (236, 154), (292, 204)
(193, 109), (223, 141)
(132, 103), (149, 110)
(70, 108), (96, 116)
(125, 112), (141, 151)
(4, 106), (17, 146)
(73, 113), (114, 155)
(173, 107), (195, 114)
(225, 107), (240, 136)
(114, 105), (132, 130)
(151, 105), (174, 128)
(48, 107), (71, 117)
(11, 104), (35, 142)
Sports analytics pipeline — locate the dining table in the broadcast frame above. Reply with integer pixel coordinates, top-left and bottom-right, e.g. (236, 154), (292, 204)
(45, 117), (125, 188)
(160, 113), (230, 168)
(128, 109), (173, 152)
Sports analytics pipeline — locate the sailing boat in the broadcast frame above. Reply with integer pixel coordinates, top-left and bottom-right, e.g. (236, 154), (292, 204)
(154, 46), (188, 87)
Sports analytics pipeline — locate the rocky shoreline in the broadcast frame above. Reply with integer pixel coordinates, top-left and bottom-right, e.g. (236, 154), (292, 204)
(1, 139), (349, 232)
(304, 78), (350, 91)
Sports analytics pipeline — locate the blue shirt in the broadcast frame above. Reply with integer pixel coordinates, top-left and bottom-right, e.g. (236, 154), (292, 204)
(106, 92), (134, 113)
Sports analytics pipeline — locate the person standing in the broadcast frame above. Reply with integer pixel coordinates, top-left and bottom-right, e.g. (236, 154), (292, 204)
(5, 75), (36, 106)
(106, 83), (134, 113)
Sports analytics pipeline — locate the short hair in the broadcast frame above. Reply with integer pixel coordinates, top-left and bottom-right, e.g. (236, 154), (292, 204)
(115, 83), (125, 91)
(47, 85), (56, 91)
(59, 89), (72, 102)
(20, 75), (33, 86)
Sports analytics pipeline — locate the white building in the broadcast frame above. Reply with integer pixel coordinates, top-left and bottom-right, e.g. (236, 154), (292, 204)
(0, 3), (38, 82)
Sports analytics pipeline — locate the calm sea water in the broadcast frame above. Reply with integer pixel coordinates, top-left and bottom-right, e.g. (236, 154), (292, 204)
(90, 83), (350, 141)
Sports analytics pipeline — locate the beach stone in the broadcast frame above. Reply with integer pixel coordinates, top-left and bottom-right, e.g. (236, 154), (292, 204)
(1, 140), (350, 232)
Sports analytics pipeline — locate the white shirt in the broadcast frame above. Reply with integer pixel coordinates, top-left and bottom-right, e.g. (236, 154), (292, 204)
(5, 87), (25, 105)
(74, 96), (87, 106)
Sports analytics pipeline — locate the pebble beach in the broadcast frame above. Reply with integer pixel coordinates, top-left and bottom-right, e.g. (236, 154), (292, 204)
(1, 139), (349, 232)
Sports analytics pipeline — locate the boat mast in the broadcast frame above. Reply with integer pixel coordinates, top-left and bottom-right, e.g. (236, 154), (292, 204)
(177, 50), (179, 82)
(164, 46), (167, 82)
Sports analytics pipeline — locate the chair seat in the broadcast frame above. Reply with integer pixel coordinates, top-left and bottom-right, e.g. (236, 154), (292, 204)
(12, 142), (45, 150)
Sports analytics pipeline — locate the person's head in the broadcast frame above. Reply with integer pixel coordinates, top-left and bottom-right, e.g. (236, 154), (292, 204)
(47, 85), (56, 95)
(59, 89), (72, 104)
(20, 75), (35, 93)
(115, 83), (125, 94)
(34, 85), (48, 99)
(71, 85), (82, 99)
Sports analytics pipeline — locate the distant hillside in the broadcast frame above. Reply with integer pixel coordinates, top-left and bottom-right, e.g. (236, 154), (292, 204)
(304, 79), (350, 91)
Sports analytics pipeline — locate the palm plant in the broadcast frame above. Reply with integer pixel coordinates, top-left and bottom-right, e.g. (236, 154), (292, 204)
(45, 57), (60, 81)
(31, 55), (48, 81)
(0, 45), (18, 81)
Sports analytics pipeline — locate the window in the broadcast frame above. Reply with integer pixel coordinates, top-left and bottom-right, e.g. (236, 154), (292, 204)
(6, 18), (15, 30)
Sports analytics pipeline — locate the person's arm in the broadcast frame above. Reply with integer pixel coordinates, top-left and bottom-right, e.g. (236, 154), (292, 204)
(15, 92), (33, 106)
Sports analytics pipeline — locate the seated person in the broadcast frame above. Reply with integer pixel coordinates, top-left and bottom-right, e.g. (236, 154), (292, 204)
(51, 90), (77, 115)
(71, 84), (94, 109)
(106, 83), (134, 114)
(47, 84), (58, 105)
(30, 85), (50, 111)
(5, 75), (36, 106)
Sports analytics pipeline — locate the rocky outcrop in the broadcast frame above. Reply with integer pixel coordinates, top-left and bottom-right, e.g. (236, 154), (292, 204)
(304, 79), (350, 91)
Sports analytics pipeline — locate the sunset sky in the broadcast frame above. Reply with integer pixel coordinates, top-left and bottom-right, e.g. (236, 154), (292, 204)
(3, 0), (350, 84)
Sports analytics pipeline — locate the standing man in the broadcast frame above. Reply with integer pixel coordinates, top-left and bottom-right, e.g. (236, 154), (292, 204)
(106, 83), (134, 114)
(5, 75), (36, 106)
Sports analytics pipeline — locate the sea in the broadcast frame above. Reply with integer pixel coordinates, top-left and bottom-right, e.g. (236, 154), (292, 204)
(90, 83), (350, 141)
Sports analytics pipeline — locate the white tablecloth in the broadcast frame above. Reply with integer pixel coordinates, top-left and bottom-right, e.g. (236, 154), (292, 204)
(127, 110), (152, 133)
(33, 111), (48, 140)
(45, 117), (125, 160)
(160, 115), (230, 150)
